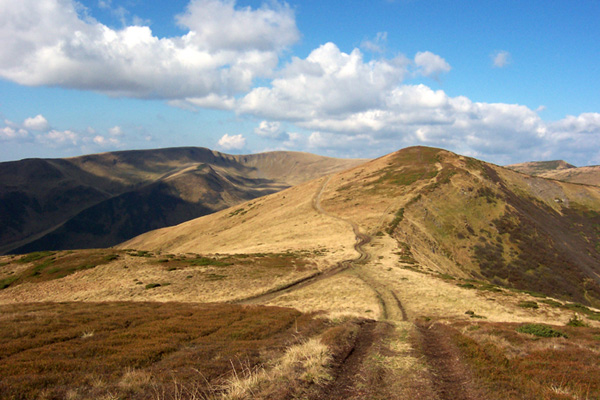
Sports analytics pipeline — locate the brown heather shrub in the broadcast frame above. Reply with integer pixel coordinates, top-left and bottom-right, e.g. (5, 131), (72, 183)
(451, 320), (600, 399)
(0, 302), (327, 400)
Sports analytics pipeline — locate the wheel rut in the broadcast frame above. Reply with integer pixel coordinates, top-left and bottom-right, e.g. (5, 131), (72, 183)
(237, 177), (370, 305)
(236, 175), (483, 399)
(416, 321), (485, 400)
(311, 320), (378, 400)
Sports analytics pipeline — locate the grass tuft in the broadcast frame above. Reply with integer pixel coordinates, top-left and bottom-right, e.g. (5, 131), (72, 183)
(516, 324), (567, 338)
(566, 314), (587, 327)
(517, 300), (539, 309)
(145, 283), (161, 289)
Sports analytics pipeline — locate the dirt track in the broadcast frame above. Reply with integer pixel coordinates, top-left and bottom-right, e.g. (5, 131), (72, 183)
(416, 321), (485, 400)
(240, 175), (484, 399)
(238, 177), (370, 304)
(312, 320), (378, 400)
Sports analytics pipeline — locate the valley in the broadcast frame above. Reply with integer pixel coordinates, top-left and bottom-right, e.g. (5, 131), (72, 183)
(1, 146), (600, 399)
(0, 148), (363, 255)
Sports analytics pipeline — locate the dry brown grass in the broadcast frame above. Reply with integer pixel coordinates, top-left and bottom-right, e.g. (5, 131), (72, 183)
(450, 319), (600, 399)
(219, 337), (333, 400)
(0, 301), (329, 400)
(0, 251), (323, 304)
(265, 272), (383, 320)
(120, 177), (356, 265)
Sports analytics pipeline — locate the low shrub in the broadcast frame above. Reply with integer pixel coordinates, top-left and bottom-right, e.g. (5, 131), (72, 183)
(457, 283), (476, 289)
(517, 301), (539, 309)
(566, 315), (587, 327)
(516, 324), (567, 338)
(145, 283), (161, 289)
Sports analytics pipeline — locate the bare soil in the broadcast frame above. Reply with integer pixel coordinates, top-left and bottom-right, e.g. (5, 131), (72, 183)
(415, 320), (487, 400)
(238, 177), (371, 304)
(311, 320), (379, 400)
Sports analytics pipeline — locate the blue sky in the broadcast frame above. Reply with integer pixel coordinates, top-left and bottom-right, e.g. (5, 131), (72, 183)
(1, 0), (599, 165)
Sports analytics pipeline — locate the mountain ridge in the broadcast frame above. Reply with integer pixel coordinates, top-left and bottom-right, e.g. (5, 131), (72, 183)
(0, 147), (365, 254)
(507, 159), (600, 186)
(122, 146), (600, 306)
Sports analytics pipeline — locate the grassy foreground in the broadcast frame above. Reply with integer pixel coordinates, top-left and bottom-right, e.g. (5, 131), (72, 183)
(448, 319), (600, 399)
(0, 302), (331, 400)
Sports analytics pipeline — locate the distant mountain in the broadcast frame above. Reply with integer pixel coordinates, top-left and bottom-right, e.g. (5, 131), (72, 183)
(506, 160), (576, 175)
(507, 160), (600, 186)
(0, 147), (364, 254)
(123, 146), (600, 307)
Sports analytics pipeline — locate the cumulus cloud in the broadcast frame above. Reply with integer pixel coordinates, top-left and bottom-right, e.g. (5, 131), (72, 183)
(176, 0), (298, 52)
(23, 114), (50, 131)
(0, 115), (128, 155)
(492, 50), (511, 68)
(236, 40), (600, 164)
(40, 129), (79, 146)
(239, 43), (410, 120)
(218, 133), (246, 150)
(0, 0), (298, 100)
(414, 51), (451, 78)
(108, 126), (124, 136)
(0, 126), (29, 141)
(254, 120), (288, 140)
(545, 113), (600, 164)
(92, 135), (121, 146)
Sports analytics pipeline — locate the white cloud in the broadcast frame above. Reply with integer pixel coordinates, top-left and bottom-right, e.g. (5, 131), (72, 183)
(178, 94), (236, 111)
(361, 32), (387, 53)
(414, 51), (451, 78)
(108, 126), (124, 136)
(0, 126), (29, 141)
(40, 129), (79, 146)
(239, 42), (409, 120)
(93, 135), (120, 146)
(176, 0), (298, 52)
(254, 120), (288, 140)
(23, 114), (50, 131)
(492, 50), (511, 68)
(237, 40), (600, 165)
(0, 115), (130, 155)
(0, 0), (298, 100)
(218, 133), (246, 150)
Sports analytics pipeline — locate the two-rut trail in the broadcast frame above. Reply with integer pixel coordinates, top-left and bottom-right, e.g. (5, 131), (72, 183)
(237, 176), (371, 305)
(238, 175), (408, 323)
(236, 175), (483, 399)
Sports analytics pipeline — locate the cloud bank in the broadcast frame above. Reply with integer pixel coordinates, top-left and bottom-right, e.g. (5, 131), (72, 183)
(1, 0), (599, 165)
(1, 114), (124, 154)
(0, 0), (298, 101)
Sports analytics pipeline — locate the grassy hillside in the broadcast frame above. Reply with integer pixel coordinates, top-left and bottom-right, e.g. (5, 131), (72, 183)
(4, 146), (600, 399)
(321, 147), (600, 306)
(0, 148), (363, 254)
(507, 160), (576, 175)
(125, 146), (600, 307)
(508, 160), (600, 186)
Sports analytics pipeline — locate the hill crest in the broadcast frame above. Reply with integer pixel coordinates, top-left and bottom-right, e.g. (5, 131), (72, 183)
(0, 147), (365, 254)
(122, 146), (600, 307)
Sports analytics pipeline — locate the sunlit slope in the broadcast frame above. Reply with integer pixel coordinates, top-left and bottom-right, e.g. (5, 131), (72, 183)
(508, 160), (600, 186)
(125, 146), (600, 306)
(119, 176), (357, 267)
(1, 147), (363, 254)
(320, 147), (600, 306)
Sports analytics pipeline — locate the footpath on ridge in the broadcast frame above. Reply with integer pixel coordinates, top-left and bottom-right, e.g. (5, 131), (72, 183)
(239, 174), (484, 399)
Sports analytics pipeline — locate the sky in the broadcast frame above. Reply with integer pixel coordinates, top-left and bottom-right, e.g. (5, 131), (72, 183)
(1, 0), (599, 165)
